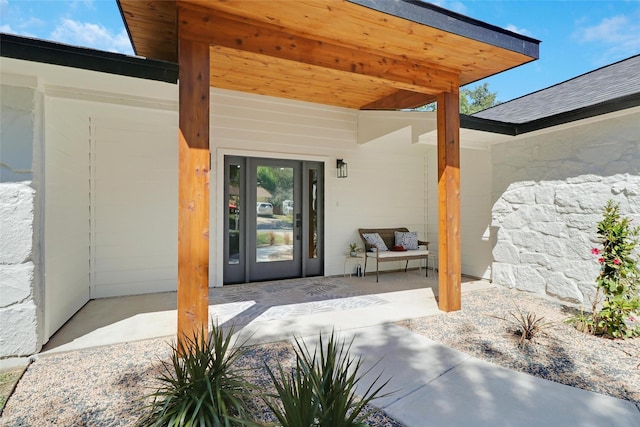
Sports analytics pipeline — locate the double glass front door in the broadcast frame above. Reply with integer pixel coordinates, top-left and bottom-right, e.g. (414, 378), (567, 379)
(224, 156), (323, 284)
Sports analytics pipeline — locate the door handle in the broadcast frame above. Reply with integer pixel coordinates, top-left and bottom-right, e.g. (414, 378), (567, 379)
(295, 213), (302, 240)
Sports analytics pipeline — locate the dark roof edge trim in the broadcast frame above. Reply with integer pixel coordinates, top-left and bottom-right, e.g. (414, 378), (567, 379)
(477, 53), (640, 114)
(0, 33), (178, 84)
(516, 92), (640, 134)
(464, 93), (640, 136)
(348, 0), (539, 59)
(460, 115), (517, 135)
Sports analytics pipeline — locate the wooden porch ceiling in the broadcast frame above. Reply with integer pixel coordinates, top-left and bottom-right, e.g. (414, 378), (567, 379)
(118, 0), (539, 110)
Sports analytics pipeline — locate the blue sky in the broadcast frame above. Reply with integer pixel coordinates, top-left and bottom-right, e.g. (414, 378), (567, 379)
(1, 0), (639, 102)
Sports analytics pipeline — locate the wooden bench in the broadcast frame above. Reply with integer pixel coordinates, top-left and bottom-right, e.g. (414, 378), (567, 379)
(358, 227), (430, 282)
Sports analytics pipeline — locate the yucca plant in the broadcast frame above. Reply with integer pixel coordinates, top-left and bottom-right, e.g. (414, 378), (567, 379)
(263, 331), (391, 427)
(490, 303), (552, 347)
(508, 305), (551, 346)
(263, 357), (318, 427)
(137, 323), (257, 427)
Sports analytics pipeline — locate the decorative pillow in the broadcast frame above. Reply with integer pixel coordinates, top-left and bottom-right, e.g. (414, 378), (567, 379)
(395, 231), (419, 250)
(362, 233), (389, 252)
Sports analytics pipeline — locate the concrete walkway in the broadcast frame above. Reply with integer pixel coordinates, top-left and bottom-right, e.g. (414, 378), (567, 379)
(338, 324), (640, 427)
(26, 272), (640, 426)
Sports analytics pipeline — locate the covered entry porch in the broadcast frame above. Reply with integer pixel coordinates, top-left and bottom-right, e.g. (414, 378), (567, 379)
(117, 0), (539, 342)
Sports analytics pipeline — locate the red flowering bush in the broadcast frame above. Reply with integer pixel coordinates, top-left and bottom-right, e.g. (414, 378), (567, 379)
(586, 201), (640, 338)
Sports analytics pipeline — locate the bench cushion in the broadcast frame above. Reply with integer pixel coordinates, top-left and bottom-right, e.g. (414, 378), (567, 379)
(366, 249), (428, 259)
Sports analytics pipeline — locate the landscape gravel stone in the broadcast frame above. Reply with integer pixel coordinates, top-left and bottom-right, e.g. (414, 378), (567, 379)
(398, 287), (640, 405)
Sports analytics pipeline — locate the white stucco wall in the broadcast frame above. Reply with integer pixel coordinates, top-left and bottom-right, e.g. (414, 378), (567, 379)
(0, 79), (44, 357)
(491, 110), (640, 306)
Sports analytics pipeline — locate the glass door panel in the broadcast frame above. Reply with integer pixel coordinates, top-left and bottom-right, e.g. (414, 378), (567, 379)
(303, 163), (323, 277)
(223, 156), (323, 284)
(224, 157), (246, 284)
(255, 165), (294, 263)
(308, 168), (318, 259)
(228, 164), (241, 265)
(248, 158), (301, 281)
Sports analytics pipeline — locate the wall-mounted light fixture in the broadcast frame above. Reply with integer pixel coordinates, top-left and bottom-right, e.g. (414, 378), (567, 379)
(336, 159), (348, 178)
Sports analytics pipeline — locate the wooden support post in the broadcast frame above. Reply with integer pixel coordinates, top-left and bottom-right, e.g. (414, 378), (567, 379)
(437, 91), (461, 312)
(177, 33), (210, 345)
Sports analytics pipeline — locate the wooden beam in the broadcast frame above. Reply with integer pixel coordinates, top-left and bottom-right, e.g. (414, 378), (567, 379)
(177, 3), (458, 95)
(177, 23), (210, 345)
(361, 90), (437, 110)
(437, 90), (461, 312)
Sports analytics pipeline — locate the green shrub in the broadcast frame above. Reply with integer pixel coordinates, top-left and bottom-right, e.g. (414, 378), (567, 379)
(263, 331), (390, 427)
(573, 200), (640, 338)
(137, 323), (257, 427)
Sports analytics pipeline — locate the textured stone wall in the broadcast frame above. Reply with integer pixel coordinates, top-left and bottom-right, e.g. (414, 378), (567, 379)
(0, 184), (41, 356)
(491, 113), (640, 306)
(0, 84), (43, 358)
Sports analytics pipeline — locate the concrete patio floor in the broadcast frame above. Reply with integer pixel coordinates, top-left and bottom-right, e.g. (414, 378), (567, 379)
(42, 269), (484, 353)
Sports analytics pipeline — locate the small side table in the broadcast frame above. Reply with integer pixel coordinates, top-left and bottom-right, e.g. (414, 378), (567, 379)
(344, 254), (364, 277)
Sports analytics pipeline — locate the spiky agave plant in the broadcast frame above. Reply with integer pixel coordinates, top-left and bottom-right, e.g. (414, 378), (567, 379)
(137, 323), (257, 427)
(263, 356), (319, 427)
(263, 331), (391, 427)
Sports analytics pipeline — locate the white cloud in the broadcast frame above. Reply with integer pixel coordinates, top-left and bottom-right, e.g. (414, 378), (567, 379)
(577, 15), (629, 43)
(50, 18), (132, 54)
(69, 0), (95, 11)
(574, 13), (640, 62)
(0, 23), (16, 34)
(1, 1), (46, 38)
(1, 23), (36, 38)
(504, 24), (531, 37)
(20, 16), (45, 29)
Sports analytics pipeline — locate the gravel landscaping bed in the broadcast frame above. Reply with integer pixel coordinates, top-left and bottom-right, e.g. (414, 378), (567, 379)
(0, 337), (402, 427)
(398, 286), (640, 406)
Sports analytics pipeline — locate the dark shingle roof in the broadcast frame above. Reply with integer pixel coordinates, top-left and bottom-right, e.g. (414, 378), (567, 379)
(473, 54), (640, 124)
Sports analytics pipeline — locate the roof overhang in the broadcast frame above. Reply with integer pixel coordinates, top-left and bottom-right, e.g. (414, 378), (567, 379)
(460, 91), (640, 137)
(418, 100), (640, 149)
(0, 33), (178, 84)
(117, 0), (539, 110)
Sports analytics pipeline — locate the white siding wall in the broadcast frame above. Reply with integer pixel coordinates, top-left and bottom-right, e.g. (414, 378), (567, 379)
(460, 149), (493, 279)
(44, 98), (90, 339)
(91, 105), (178, 298)
(210, 89), (430, 283)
